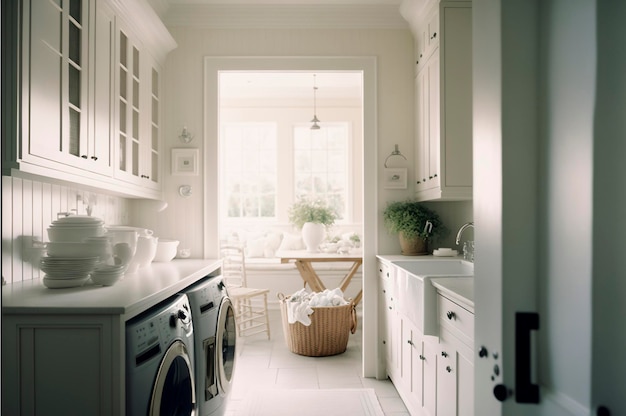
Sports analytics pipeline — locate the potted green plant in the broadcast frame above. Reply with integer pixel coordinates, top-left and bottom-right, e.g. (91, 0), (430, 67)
(288, 198), (338, 252)
(383, 200), (443, 255)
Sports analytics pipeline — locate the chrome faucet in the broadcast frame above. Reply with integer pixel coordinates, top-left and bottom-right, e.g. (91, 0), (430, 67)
(455, 222), (474, 245)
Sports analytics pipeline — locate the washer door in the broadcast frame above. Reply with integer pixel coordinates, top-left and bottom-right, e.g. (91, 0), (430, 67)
(216, 297), (237, 395)
(149, 340), (196, 416)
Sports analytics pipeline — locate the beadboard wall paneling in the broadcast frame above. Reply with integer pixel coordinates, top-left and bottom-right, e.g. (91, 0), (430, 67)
(2, 176), (130, 284)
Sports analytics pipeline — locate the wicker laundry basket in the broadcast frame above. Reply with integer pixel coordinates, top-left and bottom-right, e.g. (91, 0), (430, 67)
(278, 293), (357, 357)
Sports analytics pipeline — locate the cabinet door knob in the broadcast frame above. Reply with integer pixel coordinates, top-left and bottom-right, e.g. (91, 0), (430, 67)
(493, 384), (511, 402)
(479, 346), (488, 358)
(441, 351), (448, 358)
(431, 32), (437, 39)
(91, 156), (98, 161)
(81, 155), (88, 159)
(419, 354), (426, 360)
(446, 366), (452, 373)
(407, 339), (413, 345)
(447, 311), (456, 320)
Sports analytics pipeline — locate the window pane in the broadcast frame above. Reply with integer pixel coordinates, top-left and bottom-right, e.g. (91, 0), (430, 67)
(293, 123), (349, 221)
(220, 123), (277, 219)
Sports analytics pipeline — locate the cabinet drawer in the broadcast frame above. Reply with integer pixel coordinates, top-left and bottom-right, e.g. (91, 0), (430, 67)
(378, 261), (390, 281)
(438, 294), (474, 346)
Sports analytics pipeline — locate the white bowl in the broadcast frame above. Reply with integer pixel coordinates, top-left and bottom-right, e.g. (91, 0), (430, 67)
(46, 241), (110, 260)
(153, 239), (179, 262)
(47, 225), (105, 242)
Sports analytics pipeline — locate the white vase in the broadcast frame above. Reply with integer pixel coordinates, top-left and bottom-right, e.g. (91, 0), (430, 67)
(302, 222), (326, 252)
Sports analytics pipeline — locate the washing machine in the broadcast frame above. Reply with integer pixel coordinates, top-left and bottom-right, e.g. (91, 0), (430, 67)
(126, 294), (196, 416)
(184, 275), (237, 416)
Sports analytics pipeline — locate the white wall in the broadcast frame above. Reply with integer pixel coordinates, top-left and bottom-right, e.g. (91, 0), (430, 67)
(132, 28), (416, 258)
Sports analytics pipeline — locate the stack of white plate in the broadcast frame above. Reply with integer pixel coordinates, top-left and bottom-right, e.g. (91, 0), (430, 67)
(47, 216), (105, 242)
(90, 264), (126, 286)
(40, 256), (100, 289)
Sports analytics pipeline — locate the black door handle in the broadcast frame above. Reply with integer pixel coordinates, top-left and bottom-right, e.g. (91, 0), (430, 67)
(515, 312), (540, 403)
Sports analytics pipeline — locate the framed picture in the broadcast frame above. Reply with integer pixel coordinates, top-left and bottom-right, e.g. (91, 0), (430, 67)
(383, 168), (407, 189)
(171, 148), (199, 176)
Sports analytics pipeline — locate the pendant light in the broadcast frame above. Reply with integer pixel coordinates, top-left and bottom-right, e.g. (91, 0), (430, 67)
(311, 74), (320, 130)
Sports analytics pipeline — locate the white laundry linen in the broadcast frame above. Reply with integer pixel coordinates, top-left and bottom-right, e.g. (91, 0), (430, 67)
(285, 288), (348, 326)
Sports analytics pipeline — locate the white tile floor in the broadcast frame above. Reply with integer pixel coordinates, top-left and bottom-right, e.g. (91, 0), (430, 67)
(224, 308), (409, 416)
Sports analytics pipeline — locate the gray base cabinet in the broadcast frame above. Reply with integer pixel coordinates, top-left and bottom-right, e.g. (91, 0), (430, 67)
(2, 314), (123, 416)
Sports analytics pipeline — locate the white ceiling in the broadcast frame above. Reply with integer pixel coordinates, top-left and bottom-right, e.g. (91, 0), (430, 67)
(165, 0), (401, 4)
(151, 0), (407, 100)
(150, 0), (410, 29)
(219, 72), (362, 101)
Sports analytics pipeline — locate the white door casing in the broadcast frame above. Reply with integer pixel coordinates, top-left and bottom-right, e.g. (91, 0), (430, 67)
(203, 56), (379, 377)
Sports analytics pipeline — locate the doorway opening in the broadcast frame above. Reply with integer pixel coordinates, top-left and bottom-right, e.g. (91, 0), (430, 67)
(203, 57), (379, 377)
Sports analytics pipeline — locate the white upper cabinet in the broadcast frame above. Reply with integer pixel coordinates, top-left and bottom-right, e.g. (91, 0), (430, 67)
(25, 0), (110, 175)
(413, 1), (473, 201)
(4, 0), (175, 199)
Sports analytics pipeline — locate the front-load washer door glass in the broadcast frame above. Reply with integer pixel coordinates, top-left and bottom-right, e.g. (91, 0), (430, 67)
(217, 298), (237, 394)
(150, 340), (196, 416)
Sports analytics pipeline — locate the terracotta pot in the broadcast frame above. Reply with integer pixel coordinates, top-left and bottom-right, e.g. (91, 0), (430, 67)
(399, 232), (428, 256)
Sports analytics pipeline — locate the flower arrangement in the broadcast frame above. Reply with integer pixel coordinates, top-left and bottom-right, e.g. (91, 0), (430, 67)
(288, 198), (338, 230)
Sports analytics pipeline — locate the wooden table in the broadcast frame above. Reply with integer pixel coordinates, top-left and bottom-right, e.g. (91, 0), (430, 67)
(277, 251), (363, 306)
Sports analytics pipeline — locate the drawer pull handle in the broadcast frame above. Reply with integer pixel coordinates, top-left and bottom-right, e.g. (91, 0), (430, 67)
(446, 311), (456, 320)
(446, 366), (452, 373)
(407, 340), (413, 345)
(419, 354), (426, 360)
(441, 351), (448, 358)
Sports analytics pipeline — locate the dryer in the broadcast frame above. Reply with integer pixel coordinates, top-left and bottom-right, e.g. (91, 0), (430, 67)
(126, 294), (196, 416)
(184, 275), (237, 416)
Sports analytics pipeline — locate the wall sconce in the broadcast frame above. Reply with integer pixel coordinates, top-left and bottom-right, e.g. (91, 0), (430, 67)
(384, 144), (408, 189)
(179, 185), (193, 197)
(384, 144), (407, 168)
(179, 126), (194, 143)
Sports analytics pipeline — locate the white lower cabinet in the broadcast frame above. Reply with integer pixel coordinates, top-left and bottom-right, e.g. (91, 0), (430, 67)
(394, 308), (438, 416)
(379, 258), (474, 416)
(437, 330), (474, 416)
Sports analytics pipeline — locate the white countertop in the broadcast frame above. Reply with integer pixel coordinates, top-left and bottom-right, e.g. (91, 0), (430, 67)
(1, 259), (221, 320)
(431, 277), (474, 313)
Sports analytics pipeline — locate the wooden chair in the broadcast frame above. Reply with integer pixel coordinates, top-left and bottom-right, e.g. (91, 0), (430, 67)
(220, 244), (271, 339)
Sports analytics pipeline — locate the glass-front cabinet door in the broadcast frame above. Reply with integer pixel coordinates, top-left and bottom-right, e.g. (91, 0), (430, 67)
(114, 21), (161, 190)
(115, 25), (141, 184)
(145, 61), (162, 189)
(25, 0), (112, 176)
